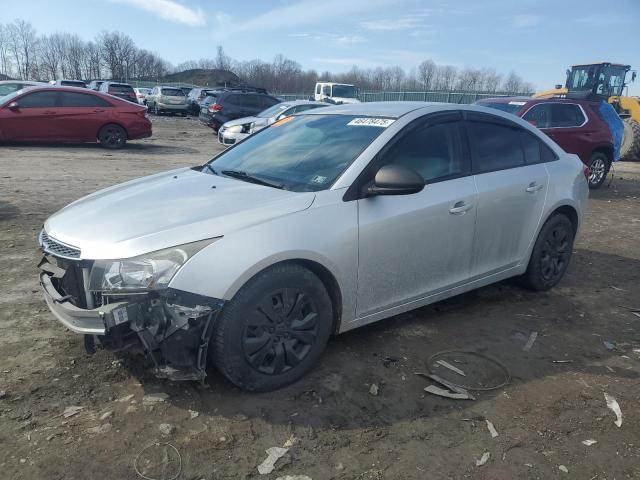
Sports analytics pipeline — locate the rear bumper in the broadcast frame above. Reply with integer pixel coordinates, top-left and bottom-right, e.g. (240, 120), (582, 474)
(156, 102), (189, 112)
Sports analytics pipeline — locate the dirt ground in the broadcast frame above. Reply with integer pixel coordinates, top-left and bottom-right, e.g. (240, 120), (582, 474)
(1, 116), (639, 480)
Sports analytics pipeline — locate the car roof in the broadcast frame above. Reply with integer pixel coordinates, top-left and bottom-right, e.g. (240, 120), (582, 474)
(477, 96), (599, 107)
(281, 100), (327, 107)
(303, 101), (438, 118)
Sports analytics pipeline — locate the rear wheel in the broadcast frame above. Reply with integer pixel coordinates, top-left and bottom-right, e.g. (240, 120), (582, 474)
(519, 213), (574, 291)
(621, 118), (640, 161)
(587, 152), (609, 189)
(98, 124), (127, 149)
(212, 264), (333, 391)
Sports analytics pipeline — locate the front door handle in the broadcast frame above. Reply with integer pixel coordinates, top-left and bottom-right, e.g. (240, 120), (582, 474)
(449, 201), (473, 215)
(526, 182), (543, 193)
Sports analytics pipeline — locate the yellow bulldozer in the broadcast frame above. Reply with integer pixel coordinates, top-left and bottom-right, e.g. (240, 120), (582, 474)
(534, 62), (639, 160)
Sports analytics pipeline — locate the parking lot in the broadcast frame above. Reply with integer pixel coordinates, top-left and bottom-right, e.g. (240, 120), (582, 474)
(1, 116), (639, 479)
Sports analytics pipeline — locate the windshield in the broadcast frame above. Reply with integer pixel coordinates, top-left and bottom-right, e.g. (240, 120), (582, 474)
(161, 88), (184, 96)
(331, 85), (358, 99)
(477, 101), (524, 114)
(0, 83), (24, 96)
(0, 89), (23, 104)
(258, 103), (289, 118)
(204, 115), (388, 192)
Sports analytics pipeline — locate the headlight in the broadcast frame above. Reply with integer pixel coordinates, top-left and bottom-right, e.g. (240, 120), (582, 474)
(88, 238), (219, 292)
(226, 125), (243, 133)
(248, 122), (256, 133)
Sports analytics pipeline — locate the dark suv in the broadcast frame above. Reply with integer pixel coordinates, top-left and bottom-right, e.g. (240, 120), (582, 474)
(99, 82), (138, 103)
(476, 97), (615, 188)
(199, 91), (280, 132)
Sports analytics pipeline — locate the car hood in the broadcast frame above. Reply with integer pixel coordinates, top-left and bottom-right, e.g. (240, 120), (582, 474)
(222, 116), (259, 128)
(44, 167), (315, 260)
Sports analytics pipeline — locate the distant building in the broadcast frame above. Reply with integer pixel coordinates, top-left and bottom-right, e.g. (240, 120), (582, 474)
(161, 69), (240, 87)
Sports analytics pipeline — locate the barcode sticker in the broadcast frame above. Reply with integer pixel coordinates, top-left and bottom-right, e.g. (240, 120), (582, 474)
(347, 118), (395, 127)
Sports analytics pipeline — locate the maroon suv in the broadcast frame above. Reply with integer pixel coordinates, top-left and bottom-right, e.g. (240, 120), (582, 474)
(476, 97), (614, 188)
(0, 86), (151, 149)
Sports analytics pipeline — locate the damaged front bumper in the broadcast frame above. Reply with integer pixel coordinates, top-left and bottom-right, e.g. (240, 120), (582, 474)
(38, 255), (225, 382)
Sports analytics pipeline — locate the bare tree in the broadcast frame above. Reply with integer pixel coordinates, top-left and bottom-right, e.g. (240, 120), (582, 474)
(417, 60), (436, 90)
(7, 19), (38, 79)
(0, 24), (12, 76)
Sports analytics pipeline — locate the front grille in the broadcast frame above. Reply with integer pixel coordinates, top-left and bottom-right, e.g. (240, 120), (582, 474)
(40, 230), (81, 259)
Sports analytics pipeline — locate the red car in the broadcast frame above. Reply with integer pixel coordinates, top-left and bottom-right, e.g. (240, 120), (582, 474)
(0, 86), (151, 149)
(476, 97), (614, 188)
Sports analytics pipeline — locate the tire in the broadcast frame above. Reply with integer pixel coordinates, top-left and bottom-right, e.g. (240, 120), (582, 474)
(620, 118), (640, 161)
(98, 124), (127, 149)
(212, 264), (333, 391)
(153, 104), (160, 115)
(586, 152), (609, 189)
(519, 213), (574, 291)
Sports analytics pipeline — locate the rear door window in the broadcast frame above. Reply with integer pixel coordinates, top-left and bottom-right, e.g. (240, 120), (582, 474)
(18, 91), (59, 108)
(548, 104), (586, 127)
(468, 121), (525, 173)
(523, 103), (586, 128)
(60, 92), (111, 107)
(224, 94), (242, 107)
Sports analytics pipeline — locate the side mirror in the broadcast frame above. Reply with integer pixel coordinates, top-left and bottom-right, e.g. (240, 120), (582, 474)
(7, 101), (19, 110)
(632, 72), (637, 82)
(276, 113), (288, 121)
(367, 164), (424, 196)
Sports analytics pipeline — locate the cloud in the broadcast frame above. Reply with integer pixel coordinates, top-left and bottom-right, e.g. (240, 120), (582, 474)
(109, 0), (205, 26)
(575, 14), (634, 26)
(313, 57), (378, 67)
(231, 0), (390, 32)
(511, 14), (540, 28)
(335, 34), (366, 45)
(361, 17), (424, 31)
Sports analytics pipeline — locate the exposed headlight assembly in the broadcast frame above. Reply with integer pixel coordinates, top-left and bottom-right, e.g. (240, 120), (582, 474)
(88, 238), (219, 292)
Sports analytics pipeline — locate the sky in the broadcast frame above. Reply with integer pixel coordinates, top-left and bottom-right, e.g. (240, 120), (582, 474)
(4, 0), (639, 95)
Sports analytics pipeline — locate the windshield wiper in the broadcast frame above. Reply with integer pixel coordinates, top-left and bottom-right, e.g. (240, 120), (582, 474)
(221, 170), (284, 190)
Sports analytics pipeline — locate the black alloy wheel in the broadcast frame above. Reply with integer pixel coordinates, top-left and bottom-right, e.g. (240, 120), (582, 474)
(242, 288), (319, 375)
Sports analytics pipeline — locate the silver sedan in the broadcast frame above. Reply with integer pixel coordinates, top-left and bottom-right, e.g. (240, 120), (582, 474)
(38, 102), (588, 390)
(217, 100), (329, 145)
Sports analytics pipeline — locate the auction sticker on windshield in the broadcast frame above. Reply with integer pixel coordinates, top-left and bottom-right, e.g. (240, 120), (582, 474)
(347, 118), (395, 127)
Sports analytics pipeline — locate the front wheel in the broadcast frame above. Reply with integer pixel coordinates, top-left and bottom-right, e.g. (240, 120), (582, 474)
(519, 213), (574, 291)
(587, 152), (609, 189)
(211, 264), (333, 391)
(98, 124), (127, 149)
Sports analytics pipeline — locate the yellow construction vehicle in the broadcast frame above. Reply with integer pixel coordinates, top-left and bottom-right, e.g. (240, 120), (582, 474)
(534, 62), (639, 160)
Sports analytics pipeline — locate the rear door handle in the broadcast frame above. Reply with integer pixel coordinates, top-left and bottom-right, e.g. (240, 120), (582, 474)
(526, 182), (543, 193)
(449, 201), (473, 215)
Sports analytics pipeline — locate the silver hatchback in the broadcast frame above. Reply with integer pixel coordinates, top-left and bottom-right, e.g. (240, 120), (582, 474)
(38, 102), (588, 390)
